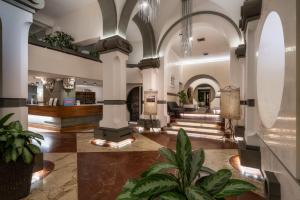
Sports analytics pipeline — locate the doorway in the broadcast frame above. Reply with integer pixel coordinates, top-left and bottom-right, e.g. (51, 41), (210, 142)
(127, 86), (143, 122)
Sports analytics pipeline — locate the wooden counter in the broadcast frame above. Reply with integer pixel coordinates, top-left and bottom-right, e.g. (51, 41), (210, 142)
(28, 105), (103, 133)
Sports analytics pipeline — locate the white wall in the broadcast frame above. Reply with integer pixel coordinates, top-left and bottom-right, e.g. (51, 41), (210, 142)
(127, 68), (142, 84)
(29, 45), (103, 80)
(181, 60), (230, 88)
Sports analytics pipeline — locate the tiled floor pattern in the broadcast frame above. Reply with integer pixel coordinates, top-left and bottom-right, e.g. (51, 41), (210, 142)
(24, 132), (265, 200)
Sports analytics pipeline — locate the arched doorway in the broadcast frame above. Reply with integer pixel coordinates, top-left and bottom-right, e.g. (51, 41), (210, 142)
(127, 86), (143, 122)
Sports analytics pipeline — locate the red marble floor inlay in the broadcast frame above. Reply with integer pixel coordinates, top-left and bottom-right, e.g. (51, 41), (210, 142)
(40, 132), (77, 153)
(77, 151), (162, 200)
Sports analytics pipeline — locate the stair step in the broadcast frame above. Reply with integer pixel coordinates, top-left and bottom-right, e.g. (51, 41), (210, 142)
(171, 122), (222, 130)
(164, 129), (224, 140)
(164, 127), (224, 136)
(175, 118), (224, 125)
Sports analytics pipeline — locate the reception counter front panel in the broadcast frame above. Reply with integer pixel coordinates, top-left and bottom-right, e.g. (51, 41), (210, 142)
(28, 105), (103, 133)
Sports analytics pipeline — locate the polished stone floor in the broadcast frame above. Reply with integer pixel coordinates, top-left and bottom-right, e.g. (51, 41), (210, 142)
(24, 131), (265, 200)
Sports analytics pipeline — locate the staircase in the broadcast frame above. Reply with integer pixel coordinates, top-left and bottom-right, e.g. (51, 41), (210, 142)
(164, 113), (225, 140)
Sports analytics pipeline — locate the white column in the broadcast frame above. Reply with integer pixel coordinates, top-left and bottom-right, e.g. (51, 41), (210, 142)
(230, 48), (246, 126)
(100, 51), (129, 129)
(157, 57), (169, 127)
(140, 68), (158, 119)
(244, 22), (260, 146)
(0, 1), (33, 127)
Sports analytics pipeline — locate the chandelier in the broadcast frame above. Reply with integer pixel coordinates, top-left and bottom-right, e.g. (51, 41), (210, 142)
(181, 0), (193, 56)
(138, 0), (160, 23)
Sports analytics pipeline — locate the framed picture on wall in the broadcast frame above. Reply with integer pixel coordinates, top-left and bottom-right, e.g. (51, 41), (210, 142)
(170, 75), (175, 88)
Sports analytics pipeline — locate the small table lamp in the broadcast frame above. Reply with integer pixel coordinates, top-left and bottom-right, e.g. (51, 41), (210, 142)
(220, 86), (241, 141)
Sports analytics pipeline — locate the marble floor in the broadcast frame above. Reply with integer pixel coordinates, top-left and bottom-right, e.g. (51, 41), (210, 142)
(24, 131), (265, 200)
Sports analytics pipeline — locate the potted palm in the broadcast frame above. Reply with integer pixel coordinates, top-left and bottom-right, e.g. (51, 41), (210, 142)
(178, 90), (187, 107)
(117, 128), (256, 200)
(0, 113), (44, 200)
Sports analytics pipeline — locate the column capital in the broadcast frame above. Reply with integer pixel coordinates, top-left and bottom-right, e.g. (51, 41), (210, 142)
(138, 58), (160, 70)
(235, 44), (246, 58)
(3, 0), (45, 13)
(95, 35), (133, 55)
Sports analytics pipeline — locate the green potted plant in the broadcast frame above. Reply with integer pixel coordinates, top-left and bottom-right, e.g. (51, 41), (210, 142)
(178, 90), (187, 107)
(117, 128), (256, 200)
(0, 113), (44, 200)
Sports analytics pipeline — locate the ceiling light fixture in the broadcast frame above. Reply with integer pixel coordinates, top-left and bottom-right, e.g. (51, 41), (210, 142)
(138, 0), (160, 23)
(181, 0), (193, 57)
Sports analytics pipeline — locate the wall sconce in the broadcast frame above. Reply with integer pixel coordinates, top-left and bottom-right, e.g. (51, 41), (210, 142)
(220, 86), (241, 141)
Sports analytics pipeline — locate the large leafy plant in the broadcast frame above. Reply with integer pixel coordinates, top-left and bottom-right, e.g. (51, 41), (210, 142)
(44, 31), (76, 50)
(178, 90), (187, 106)
(117, 129), (256, 200)
(0, 113), (44, 164)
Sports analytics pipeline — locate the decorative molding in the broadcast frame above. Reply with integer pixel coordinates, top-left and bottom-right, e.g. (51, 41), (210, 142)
(239, 0), (262, 31)
(138, 58), (160, 70)
(133, 14), (156, 58)
(157, 100), (167, 104)
(0, 98), (27, 107)
(3, 0), (45, 13)
(98, 0), (118, 37)
(235, 44), (246, 58)
(103, 100), (127, 105)
(127, 64), (138, 68)
(157, 11), (242, 54)
(95, 35), (132, 55)
(167, 92), (178, 97)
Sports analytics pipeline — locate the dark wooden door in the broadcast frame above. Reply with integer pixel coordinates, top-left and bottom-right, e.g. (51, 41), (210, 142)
(127, 87), (141, 122)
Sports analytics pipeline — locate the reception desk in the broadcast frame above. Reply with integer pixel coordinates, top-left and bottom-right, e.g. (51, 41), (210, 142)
(28, 105), (103, 133)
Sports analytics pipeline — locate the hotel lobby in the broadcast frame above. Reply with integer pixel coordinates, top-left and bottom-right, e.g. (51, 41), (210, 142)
(0, 0), (298, 199)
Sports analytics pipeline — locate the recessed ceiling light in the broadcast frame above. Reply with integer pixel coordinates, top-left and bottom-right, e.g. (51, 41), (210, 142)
(203, 53), (209, 56)
(197, 38), (205, 42)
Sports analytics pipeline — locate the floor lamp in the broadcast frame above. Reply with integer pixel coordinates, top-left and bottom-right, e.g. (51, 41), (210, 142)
(220, 86), (241, 141)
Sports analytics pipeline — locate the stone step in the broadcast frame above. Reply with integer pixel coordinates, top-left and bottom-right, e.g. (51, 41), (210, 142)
(170, 122), (223, 130)
(164, 126), (224, 137)
(175, 118), (224, 125)
(163, 128), (224, 140)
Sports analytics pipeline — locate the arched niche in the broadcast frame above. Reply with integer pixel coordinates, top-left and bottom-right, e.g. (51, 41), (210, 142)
(257, 11), (285, 128)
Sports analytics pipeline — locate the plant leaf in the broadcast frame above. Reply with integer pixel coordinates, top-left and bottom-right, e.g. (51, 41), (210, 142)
(117, 180), (140, 200)
(189, 149), (205, 183)
(132, 174), (179, 198)
(142, 162), (177, 177)
(22, 147), (33, 164)
(159, 192), (186, 200)
(14, 138), (25, 148)
(0, 135), (7, 141)
(176, 129), (192, 180)
(200, 166), (216, 175)
(185, 186), (214, 200)
(27, 144), (41, 154)
(0, 113), (14, 126)
(11, 148), (18, 162)
(198, 169), (232, 195)
(22, 131), (44, 140)
(215, 179), (256, 198)
(159, 147), (177, 166)
(4, 149), (12, 163)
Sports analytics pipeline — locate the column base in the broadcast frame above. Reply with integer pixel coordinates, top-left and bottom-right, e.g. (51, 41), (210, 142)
(137, 119), (161, 129)
(94, 127), (132, 142)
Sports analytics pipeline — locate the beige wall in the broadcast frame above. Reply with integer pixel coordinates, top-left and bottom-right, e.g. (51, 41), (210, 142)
(29, 45), (103, 80)
(181, 60), (230, 88)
